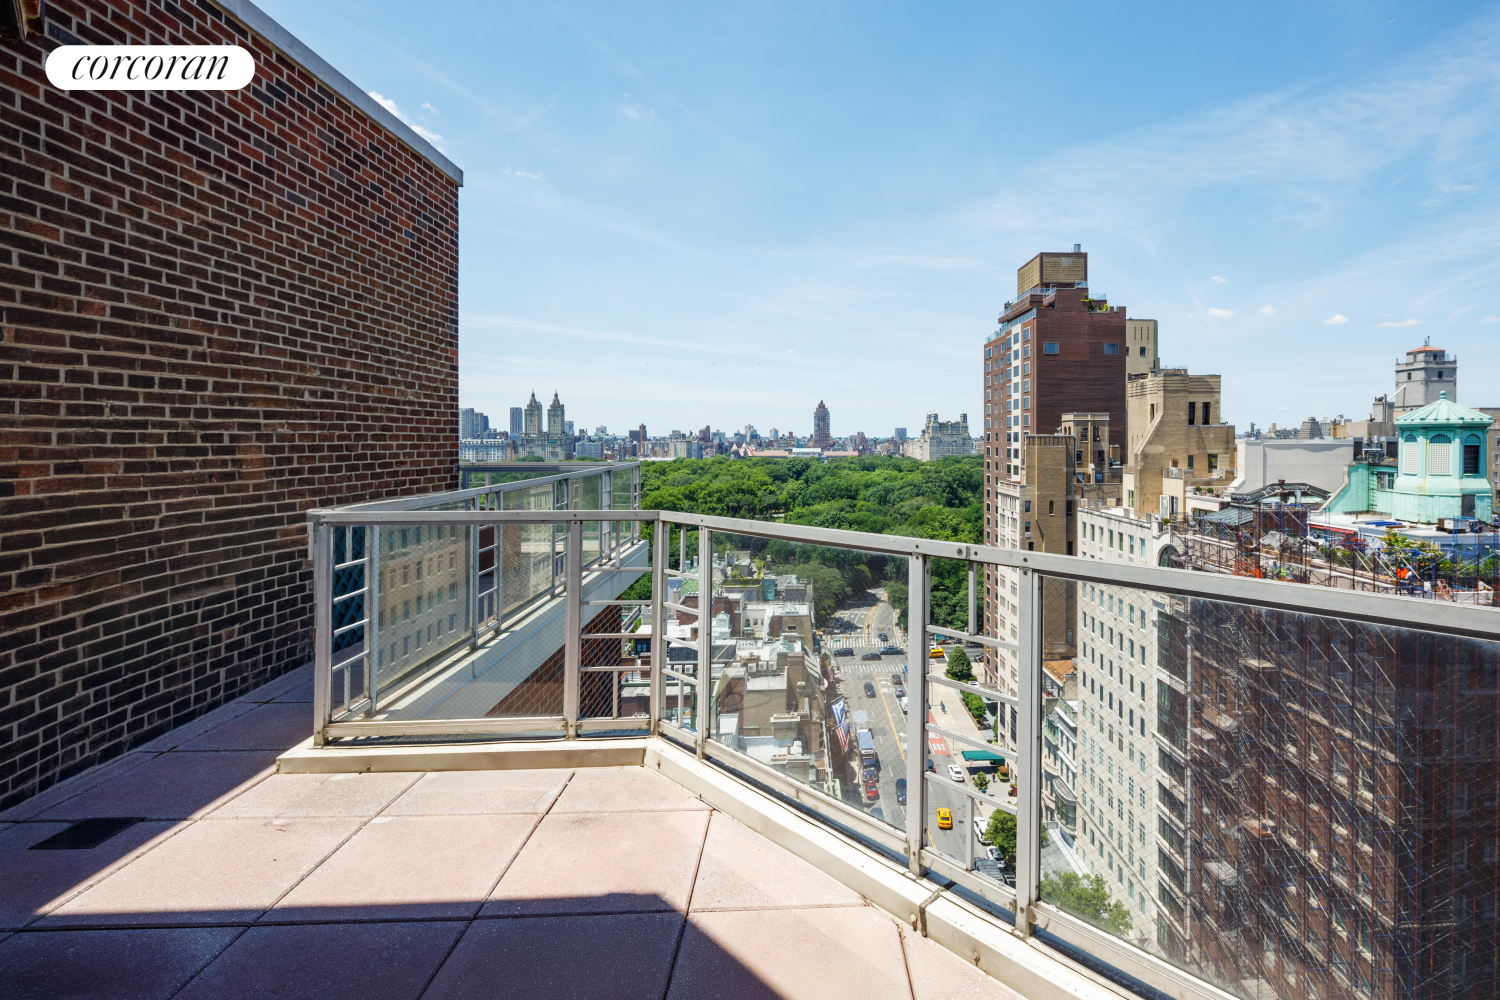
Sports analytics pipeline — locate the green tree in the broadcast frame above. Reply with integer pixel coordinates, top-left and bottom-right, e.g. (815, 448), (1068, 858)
(1039, 872), (1133, 935)
(946, 646), (973, 683)
(983, 810), (1046, 860)
(972, 772), (989, 793)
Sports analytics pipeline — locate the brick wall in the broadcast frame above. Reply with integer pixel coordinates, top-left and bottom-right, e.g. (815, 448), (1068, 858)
(0, 0), (461, 808)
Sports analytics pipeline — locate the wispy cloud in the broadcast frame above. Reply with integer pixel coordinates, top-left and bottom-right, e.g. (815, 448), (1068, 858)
(1324, 314), (1351, 325)
(1207, 307), (1236, 317)
(1209, 275), (1227, 284)
(1376, 318), (1422, 328)
(368, 90), (445, 150)
(503, 167), (544, 180)
(1258, 305), (1277, 317)
(421, 101), (440, 114)
(1481, 316), (1500, 323)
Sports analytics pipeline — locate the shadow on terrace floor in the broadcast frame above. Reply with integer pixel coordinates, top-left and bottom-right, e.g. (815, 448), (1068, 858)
(0, 666), (1021, 1000)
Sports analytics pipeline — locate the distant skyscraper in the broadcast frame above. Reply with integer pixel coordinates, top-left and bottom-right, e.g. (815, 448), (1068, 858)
(894, 427), (906, 442)
(510, 407), (523, 436)
(459, 407), (484, 439)
(812, 401), (832, 450)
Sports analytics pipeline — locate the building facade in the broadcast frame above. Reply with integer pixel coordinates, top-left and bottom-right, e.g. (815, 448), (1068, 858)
(907, 412), (974, 460)
(514, 392), (575, 460)
(1122, 370), (1237, 516)
(0, 0), (462, 807)
(1393, 344), (1458, 416)
(812, 401), (833, 450)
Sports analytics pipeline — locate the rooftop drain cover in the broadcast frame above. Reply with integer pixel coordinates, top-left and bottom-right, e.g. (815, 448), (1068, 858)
(28, 818), (143, 851)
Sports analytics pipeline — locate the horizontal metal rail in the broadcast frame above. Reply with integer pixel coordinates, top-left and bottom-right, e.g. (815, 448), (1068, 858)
(581, 599), (650, 607)
(580, 664), (648, 673)
(333, 558), (367, 572)
(660, 601), (697, 615)
(926, 672), (1015, 706)
(927, 624), (1018, 652)
(580, 632), (644, 640)
(331, 618), (368, 640)
(926, 721), (1010, 759)
(922, 769), (1017, 815)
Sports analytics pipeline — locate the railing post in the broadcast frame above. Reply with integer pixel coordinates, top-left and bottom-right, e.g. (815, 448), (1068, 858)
(311, 519), (333, 747)
(368, 526), (380, 719)
(1012, 565), (1044, 937)
(565, 518), (582, 739)
(649, 514), (666, 735)
(696, 527), (712, 758)
(470, 496), (481, 652)
(905, 551), (929, 876)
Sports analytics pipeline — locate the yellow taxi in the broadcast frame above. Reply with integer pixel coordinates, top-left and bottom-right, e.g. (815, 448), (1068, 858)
(929, 645), (945, 659)
(935, 807), (952, 830)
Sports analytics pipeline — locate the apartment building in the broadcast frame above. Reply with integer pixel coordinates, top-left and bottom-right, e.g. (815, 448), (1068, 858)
(1071, 502), (1175, 951)
(981, 249), (1128, 733)
(1126, 318), (1160, 377)
(1123, 369), (1237, 516)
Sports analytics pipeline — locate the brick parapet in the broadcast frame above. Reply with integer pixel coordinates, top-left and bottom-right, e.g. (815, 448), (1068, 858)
(0, 0), (460, 807)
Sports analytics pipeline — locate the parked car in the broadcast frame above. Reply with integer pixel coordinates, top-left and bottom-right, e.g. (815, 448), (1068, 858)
(948, 764), (966, 783)
(861, 651), (882, 660)
(895, 778), (907, 804)
(986, 845), (1002, 862)
(864, 780), (879, 802)
(973, 857), (1009, 884)
(889, 672), (905, 686)
(892, 683), (905, 699)
(973, 817), (992, 845)
(834, 647), (855, 657)
(936, 807), (952, 830)
(863, 681), (876, 698)
(899, 695), (909, 714)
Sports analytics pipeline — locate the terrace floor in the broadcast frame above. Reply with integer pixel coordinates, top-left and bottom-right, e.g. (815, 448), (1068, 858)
(0, 667), (1022, 1000)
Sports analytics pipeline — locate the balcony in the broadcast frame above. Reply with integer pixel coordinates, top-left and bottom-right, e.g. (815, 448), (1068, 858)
(2, 469), (1496, 1000)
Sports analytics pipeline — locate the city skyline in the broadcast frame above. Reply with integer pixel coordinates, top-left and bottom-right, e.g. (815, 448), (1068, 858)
(259, 0), (1500, 433)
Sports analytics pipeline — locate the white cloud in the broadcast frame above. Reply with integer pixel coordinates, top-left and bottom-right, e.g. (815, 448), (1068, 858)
(1324, 314), (1350, 325)
(1482, 316), (1500, 323)
(421, 101), (440, 114)
(368, 90), (445, 150)
(1376, 318), (1422, 327)
(1209, 275), (1227, 284)
(1207, 307), (1236, 317)
(368, 90), (402, 118)
(504, 167), (544, 180)
(1258, 305), (1277, 317)
(621, 93), (655, 120)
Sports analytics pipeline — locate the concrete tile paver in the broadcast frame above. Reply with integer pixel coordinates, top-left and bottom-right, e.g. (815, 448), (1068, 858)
(424, 912), (683, 1000)
(177, 702), (315, 751)
(691, 812), (864, 911)
(0, 926), (241, 1000)
(267, 814), (538, 922)
(384, 768), (572, 816)
(902, 926), (1027, 1000)
(667, 906), (912, 1000)
(0, 820), (179, 930)
(0, 751), (157, 822)
(550, 765), (710, 813)
(177, 920), (465, 1000)
(205, 771), (419, 819)
(484, 809), (709, 916)
(34, 751), (279, 821)
(41, 817), (362, 927)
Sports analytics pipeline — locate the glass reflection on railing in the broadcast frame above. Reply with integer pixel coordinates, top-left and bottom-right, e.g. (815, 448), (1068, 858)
(1039, 573), (1500, 1000)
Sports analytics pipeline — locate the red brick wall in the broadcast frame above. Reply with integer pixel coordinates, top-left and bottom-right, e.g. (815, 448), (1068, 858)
(0, 0), (461, 807)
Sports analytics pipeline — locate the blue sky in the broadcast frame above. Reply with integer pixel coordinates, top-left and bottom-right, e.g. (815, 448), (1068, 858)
(259, 0), (1500, 440)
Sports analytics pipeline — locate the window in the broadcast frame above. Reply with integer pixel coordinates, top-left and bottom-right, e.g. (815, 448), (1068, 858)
(1463, 436), (1481, 474)
(1201, 402), (1211, 424)
(1401, 434), (1419, 474)
(1042, 342), (1059, 355)
(1430, 434), (1452, 476)
(1187, 455), (1195, 470)
(1187, 402), (1196, 425)
(1024, 500), (1031, 512)
(1208, 453), (1218, 471)
(1022, 345), (1030, 358)
(1103, 343), (1119, 354)
(1049, 500), (1055, 515)
(1139, 345), (1145, 356)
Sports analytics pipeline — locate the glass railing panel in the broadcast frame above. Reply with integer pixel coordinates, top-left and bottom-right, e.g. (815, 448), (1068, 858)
(1036, 571), (1500, 1000)
(501, 484), (559, 619)
(706, 530), (910, 834)
(924, 556), (1008, 880)
(573, 473), (603, 567)
(658, 525), (701, 734)
(373, 522), (473, 697)
(611, 467), (637, 549)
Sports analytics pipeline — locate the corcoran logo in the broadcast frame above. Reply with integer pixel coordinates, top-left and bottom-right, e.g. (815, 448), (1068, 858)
(44, 45), (254, 91)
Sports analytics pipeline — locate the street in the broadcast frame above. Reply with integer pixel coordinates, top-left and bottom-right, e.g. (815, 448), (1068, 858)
(822, 588), (999, 872)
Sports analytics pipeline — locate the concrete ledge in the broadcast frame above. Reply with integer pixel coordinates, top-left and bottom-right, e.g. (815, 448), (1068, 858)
(644, 739), (1130, 1000)
(276, 736), (648, 773)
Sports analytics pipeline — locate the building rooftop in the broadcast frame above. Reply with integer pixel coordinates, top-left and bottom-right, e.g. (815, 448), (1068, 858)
(0, 666), (1021, 1000)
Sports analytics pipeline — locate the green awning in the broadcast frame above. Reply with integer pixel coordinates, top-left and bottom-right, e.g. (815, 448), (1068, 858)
(961, 750), (1005, 763)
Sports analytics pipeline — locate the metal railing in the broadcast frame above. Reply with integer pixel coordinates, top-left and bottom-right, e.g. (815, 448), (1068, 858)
(305, 500), (1500, 1000)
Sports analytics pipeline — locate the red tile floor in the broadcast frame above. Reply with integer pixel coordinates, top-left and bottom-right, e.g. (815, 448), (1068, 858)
(0, 667), (1022, 999)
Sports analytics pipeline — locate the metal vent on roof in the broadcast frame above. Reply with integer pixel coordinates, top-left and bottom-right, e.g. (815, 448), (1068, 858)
(28, 818), (142, 851)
